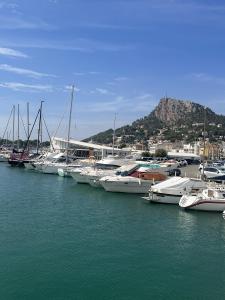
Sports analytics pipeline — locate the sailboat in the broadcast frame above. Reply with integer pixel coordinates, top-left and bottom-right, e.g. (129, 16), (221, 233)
(37, 85), (82, 175)
(8, 104), (30, 167)
(0, 105), (15, 162)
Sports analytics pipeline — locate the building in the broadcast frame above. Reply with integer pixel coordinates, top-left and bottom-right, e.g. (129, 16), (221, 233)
(52, 137), (132, 159)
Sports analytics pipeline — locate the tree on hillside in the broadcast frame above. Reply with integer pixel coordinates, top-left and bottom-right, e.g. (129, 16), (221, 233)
(142, 151), (151, 157)
(155, 148), (167, 157)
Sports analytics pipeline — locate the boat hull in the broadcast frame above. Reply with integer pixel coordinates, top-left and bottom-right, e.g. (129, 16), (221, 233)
(71, 171), (89, 183)
(101, 179), (153, 194)
(182, 201), (225, 211)
(41, 164), (59, 174)
(24, 162), (36, 170)
(179, 193), (225, 211)
(8, 159), (25, 167)
(150, 192), (181, 204)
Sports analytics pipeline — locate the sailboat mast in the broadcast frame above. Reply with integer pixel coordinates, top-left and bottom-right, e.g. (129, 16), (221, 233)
(12, 105), (15, 149)
(112, 113), (117, 156)
(37, 101), (44, 154)
(17, 104), (19, 151)
(66, 85), (75, 164)
(27, 102), (30, 151)
(202, 106), (206, 177)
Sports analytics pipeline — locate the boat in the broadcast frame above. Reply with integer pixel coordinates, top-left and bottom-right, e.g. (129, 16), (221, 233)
(179, 187), (225, 211)
(70, 167), (91, 183)
(8, 149), (30, 167)
(148, 176), (207, 204)
(70, 157), (134, 184)
(100, 175), (155, 194)
(87, 163), (138, 187)
(100, 167), (168, 194)
(35, 153), (82, 174)
(0, 149), (11, 162)
(8, 102), (44, 168)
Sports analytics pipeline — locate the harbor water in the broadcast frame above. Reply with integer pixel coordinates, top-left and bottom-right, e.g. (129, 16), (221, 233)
(0, 164), (225, 299)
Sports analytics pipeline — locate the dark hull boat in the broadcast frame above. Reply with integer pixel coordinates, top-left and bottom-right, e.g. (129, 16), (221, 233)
(8, 151), (29, 167)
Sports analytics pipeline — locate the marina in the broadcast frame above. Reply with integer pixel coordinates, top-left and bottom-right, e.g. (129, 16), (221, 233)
(1, 1), (225, 298)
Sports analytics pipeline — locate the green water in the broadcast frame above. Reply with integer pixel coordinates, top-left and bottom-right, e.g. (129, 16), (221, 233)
(0, 164), (225, 300)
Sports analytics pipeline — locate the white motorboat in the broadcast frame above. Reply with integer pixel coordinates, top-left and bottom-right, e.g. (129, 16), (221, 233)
(57, 167), (76, 177)
(70, 157), (136, 184)
(40, 161), (82, 174)
(33, 153), (82, 174)
(179, 187), (225, 211)
(100, 175), (155, 194)
(24, 152), (60, 171)
(87, 163), (138, 187)
(99, 162), (172, 194)
(149, 176), (207, 204)
(0, 149), (11, 162)
(85, 169), (116, 187)
(71, 167), (94, 183)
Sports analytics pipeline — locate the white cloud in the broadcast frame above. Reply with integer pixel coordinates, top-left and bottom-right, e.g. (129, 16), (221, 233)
(73, 71), (100, 76)
(0, 16), (56, 30)
(0, 47), (28, 58)
(64, 85), (80, 92)
(95, 88), (109, 95)
(0, 64), (56, 78)
(114, 76), (129, 81)
(73, 72), (85, 76)
(0, 82), (54, 92)
(0, 2), (19, 11)
(86, 93), (155, 113)
(0, 37), (133, 53)
(88, 71), (100, 75)
(190, 73), (225, 85)
(86, 96), (124, 112)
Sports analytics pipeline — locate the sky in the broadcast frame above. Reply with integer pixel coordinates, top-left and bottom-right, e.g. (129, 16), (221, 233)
(1, 0), (225, 140)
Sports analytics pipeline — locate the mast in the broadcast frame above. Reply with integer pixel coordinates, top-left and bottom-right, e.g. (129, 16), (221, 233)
(12, 105), (15, 149)
(37, 101), (44, 154)
(202, 106), (206, 177)
(27, 102), (30, 151)
(112, 113), (117, 156)
(17, 104), (20, 151)
(66, 85), (75, 164)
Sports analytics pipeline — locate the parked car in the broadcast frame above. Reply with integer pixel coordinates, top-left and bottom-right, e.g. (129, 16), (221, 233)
(167, 168), (181, 176)
(200, 166), (225, 182)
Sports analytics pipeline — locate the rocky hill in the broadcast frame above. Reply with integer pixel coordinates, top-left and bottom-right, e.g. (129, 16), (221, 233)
(84, 98), (225, 145)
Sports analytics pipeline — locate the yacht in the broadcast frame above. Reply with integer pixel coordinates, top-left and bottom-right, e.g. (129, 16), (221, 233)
(179, 187), (225, 211)
(70, 156), (135, 184)
(100, 168), (168, 194)
(149, 176), (207, 204)
(24, 152), (63, 171)
(99, 161), (180, 194)
(87, 163), (138, 187)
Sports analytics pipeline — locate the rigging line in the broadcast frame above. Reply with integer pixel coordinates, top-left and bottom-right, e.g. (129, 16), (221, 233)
(19, 113), (28, 138)
(21, 108), (40, 155)
(2, 106), (14, 141)
(42, 115), (55, 152)
(52, 97), (71, 138)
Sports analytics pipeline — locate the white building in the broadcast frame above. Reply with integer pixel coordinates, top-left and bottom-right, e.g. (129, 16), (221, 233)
(52, 137), (132, 158)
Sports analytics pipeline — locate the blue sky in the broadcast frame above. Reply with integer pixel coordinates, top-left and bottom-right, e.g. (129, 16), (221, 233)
(0, 0), (225, 140)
